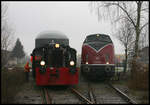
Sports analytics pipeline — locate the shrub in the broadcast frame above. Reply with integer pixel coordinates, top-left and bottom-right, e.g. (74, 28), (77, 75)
(128, 59), (149, 90)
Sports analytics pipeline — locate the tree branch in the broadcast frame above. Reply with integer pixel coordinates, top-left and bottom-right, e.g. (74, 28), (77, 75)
(104, 2), (137, 28)
(140, 22), (148, 32)
(116, 3), (137, 28)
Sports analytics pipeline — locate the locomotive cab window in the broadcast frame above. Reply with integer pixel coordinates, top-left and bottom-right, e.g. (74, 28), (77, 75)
(85, 34), (112, 43)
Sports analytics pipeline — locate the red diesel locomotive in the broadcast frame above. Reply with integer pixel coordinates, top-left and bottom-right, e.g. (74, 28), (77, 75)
(81, 34), (115, 80)
(31, 31), (78, 86)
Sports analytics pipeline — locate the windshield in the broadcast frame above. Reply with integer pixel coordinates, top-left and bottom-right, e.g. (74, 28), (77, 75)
(84, 34), (112, 43)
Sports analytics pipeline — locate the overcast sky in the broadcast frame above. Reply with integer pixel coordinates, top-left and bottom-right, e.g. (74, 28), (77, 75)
(5, 1), (124, 55)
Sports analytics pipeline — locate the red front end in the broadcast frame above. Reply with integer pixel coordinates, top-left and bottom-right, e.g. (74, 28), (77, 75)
(81, 34), (115, 80)
(36, 67), (79, 86)
(31, 31), (79, 85)
(81, 43), (115, 65)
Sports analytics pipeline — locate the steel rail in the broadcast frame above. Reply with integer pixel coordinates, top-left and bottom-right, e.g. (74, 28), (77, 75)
(108, 83), (137, 104)
(88, 90), (96, 104)
(88, 83), (97, 104)
(44, 88), (51, 104)
(40, 89), (45, 104)
(70, 88), (94, 104)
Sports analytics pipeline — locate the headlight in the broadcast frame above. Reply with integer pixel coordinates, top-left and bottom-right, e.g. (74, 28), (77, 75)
(70, 61), (75, 66)
(106, 62), (109, 64)
(55, 43), (59, 48)
(86, 62), (88, 64)
(40, 61), (45, 66)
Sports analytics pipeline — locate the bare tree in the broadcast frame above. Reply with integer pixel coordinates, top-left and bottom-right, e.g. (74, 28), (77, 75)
(116, 19), (135, 73)
(90, 1), (149, 58)
(1, 2), (15, 68)
(2, 2), (8, 20)
(138, 25), (149, 49)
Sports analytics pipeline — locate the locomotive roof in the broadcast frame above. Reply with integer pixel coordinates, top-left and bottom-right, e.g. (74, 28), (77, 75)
(36, 31), (69, 39)
(86, 34), (110, 37)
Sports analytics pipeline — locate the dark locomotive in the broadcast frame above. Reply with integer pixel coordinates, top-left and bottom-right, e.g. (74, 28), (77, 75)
(81, 34), (115, 80)
(30, 31), (78, 86)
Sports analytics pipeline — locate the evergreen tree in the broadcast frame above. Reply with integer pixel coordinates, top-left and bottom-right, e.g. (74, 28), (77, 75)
(11, 38), (25, 63)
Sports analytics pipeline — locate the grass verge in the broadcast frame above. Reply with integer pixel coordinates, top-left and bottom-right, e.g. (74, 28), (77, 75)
(1, 68), (26, 104)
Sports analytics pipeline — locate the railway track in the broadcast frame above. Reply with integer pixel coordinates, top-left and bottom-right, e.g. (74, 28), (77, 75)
(107, 83), (137, 104)
(78, 75), (137, 104)
(40, 88), (52, 104)
(39, 81), (137, 104)
(40, 86), (82, 104)
(70, 87), (94, 104)
(87, 83), (97, 104)
(40, 86), (96, 104)
(86, 80), (137, 104)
